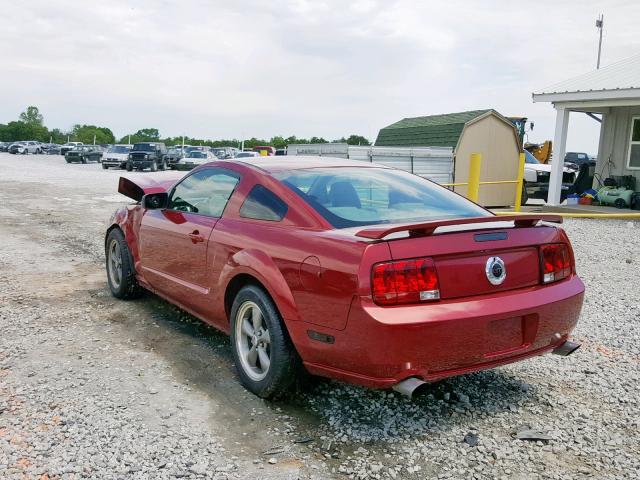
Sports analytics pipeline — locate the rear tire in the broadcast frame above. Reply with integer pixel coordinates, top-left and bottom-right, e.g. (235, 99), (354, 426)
(102, 163), (108, 169)
(151, 160), (158, 172)
(81, 156), (88, 164)
(105, 228), (143, 299)
(521, 182), (529, 205)
(230, 285), (300, 399)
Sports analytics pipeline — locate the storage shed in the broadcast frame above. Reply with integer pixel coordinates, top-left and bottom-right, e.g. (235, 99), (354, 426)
(375, 110), (523, 206)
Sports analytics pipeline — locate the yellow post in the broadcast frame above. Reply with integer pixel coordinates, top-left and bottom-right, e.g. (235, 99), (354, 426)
(467, 153), (481, 203)
(514, 152), (525, 212)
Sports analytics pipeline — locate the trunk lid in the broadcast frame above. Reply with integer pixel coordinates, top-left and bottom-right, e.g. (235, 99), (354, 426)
(359, 215), (563, 299)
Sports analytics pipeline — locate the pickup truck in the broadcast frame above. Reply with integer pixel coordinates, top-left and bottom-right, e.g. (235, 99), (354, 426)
(523, 151), (577, 203)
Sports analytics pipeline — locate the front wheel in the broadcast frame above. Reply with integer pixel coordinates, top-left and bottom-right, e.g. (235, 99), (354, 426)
(126, 162), (133, 172)
(102, 163), (108, 169)
(81, 156), (88, 164)
(230, 285), (300, 398)
(150, 159), (158, 172)
(105, 228), (142, 299)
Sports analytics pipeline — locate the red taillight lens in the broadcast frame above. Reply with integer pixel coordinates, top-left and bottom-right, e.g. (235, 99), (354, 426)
(372, 258), (440, 306)
(540, 243), (572, 283)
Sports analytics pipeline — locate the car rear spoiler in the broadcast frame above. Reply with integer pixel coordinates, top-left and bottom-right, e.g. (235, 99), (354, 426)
(354, 214), (563, 240)
(118, 174), (183, 202)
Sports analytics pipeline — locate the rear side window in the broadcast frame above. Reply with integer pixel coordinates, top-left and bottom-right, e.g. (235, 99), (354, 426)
(240, 185), (288, 221)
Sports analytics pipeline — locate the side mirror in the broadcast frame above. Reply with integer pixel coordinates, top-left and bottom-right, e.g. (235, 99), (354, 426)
(141, 192), (168, 210)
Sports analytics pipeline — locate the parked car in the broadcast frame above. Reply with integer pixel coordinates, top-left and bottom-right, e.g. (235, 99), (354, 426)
(275, 148), (287, 156)
(65, 145), (103, 164)
(102, 144), (133, 169)
(251, 145), (276, 156)
(8, 141), (42, 154)
(164, 146), (187, 169)
(41, 143), (62, 155)
(174, 150), (217, 170)
(565, 152), (595, 167)
(185, 146), (212, 155)
(236, 151), (260, 158)
(212, 147), (238, 159)
(126, 142), (168, 171)
(0, 142), (10, 152)
(523, 151), (577, 203)
(105, 157), (584, 399)
(60, 142), (84, 155)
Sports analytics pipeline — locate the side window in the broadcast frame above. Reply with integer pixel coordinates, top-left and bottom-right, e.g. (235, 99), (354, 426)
(169, 168), (239, 217)
(628, 117), (640, 169)
(240, 185), (288, 221)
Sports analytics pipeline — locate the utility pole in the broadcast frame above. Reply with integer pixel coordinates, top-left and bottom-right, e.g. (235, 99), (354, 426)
(596, 14), (604, 69)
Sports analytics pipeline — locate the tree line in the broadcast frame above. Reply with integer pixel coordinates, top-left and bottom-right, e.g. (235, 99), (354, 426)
(0, 106), (371, 148)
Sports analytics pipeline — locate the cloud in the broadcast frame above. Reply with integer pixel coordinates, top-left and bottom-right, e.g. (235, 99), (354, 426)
(1, 0), (638, 151)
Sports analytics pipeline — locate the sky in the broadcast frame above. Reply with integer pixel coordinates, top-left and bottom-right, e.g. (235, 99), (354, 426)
(1, 0), (639, 153)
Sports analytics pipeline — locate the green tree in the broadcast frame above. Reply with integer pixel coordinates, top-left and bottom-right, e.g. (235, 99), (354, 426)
(0, 120), (48, 142)
(19, 106), (44, 126)
(270, 136), (287, 149)
(72, 124), (115, 144)
(49, 128), (69, 144)
(120, 128), (161, 144)
(345, 134), (370, 146)
(309, 136), (327, 144)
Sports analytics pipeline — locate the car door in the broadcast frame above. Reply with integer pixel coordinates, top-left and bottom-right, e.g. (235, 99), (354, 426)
(138, 167), (240, 311)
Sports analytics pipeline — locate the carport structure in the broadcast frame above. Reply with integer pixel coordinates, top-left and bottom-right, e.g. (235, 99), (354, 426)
(533, 53), (640, 205)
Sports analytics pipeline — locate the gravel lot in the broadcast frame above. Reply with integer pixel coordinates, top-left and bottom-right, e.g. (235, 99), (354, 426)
(0, 153), (638, 479)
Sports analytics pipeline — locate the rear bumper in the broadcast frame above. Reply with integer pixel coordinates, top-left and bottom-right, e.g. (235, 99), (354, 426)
(291, 275), (585, 388)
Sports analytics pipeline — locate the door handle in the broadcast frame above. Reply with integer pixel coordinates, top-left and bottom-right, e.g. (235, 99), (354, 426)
(188, 230), (205, 244)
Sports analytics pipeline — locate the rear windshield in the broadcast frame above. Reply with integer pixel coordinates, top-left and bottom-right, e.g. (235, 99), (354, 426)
(275, 167), (489, 228)
(188, 152), (207, 159)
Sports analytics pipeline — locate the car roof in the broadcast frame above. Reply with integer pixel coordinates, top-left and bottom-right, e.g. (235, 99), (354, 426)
(233, 155), (391, 173)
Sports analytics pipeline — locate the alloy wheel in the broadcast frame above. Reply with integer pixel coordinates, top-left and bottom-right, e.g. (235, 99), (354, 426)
(107, 239), (122, 289)
(235, 301), (271, 381)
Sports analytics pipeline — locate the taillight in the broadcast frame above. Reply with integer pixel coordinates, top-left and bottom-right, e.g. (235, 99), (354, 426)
(372, 257), (439, 306)
(540, 243), (571, 283)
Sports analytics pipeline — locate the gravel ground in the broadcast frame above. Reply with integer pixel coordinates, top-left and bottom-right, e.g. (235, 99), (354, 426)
(0, 153), (638, 479)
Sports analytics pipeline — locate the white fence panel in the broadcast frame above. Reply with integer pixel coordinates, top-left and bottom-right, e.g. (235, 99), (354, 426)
(286, 144), (454, 184)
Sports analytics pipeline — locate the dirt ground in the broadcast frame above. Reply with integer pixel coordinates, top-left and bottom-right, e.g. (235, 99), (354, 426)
(0, 154), (638, 480)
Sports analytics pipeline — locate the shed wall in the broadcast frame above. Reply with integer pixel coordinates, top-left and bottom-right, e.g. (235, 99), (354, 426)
(454, 115), (521, 206)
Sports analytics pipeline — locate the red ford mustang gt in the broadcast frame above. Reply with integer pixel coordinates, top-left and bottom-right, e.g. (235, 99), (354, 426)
(105, 157), (584, 398)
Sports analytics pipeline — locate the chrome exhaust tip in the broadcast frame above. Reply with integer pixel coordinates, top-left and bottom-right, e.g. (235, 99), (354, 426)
(392, 377), (428, 398)
(552, 340), (581, 357)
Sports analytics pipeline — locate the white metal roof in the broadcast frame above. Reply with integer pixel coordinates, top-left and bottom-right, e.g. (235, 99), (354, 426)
(533, 53), (640, 103)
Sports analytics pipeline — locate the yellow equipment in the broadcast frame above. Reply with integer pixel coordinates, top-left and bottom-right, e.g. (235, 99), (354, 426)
(525, 140), (553, 164)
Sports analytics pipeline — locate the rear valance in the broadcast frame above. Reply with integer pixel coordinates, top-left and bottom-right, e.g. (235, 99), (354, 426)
(354, 215), (563, 240)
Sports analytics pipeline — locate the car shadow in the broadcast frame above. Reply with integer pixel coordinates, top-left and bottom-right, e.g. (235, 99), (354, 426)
(116, 290), (538, 443)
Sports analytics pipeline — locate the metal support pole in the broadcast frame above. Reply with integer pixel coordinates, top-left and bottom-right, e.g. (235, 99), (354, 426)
(514, 152), (525, 212)
(596, 14), (604, 69)
(548, 108), (569, 205)
(467, 153), (481, 203)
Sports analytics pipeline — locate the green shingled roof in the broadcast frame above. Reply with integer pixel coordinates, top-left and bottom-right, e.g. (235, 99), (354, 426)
(375, 109), (493, 148)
